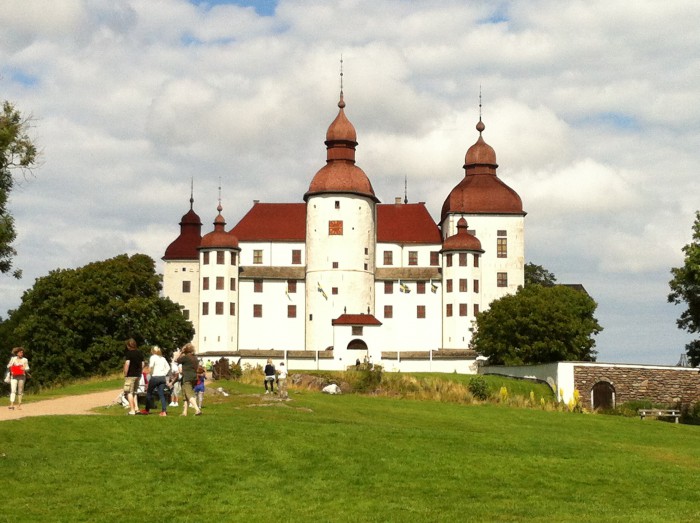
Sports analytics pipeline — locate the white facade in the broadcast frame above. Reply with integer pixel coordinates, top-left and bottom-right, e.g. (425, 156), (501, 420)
(162, 98), (525, 373)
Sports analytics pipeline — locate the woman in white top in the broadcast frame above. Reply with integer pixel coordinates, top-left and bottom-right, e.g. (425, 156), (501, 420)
(7, 347), (29, 410)
(145, 346), (170, 416)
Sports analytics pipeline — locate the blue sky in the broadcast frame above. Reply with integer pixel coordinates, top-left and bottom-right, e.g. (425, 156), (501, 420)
(1, 0), (698, 365)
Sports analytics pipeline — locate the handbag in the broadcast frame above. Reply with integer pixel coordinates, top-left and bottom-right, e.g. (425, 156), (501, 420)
(3, 370), (10, 384)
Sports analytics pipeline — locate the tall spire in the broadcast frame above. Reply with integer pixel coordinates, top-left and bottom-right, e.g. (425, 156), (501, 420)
(404, 175), (408, 204)
(217, 177), (222, 213)
(339, 54), (345, 108)
(477, 86), (485, 134)
(190, 177), (194, 210)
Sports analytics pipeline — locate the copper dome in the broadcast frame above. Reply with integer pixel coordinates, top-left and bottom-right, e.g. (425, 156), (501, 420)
(199, 208), (239, 250)
(304, 92), (378, 202)
(163, 206), (202, 261)
(441, 119), (523, 222)
(441, 218), (483, 253)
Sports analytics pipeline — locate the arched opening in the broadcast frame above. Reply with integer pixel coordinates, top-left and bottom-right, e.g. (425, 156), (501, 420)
(592, 381), (615, 410)
(347, 339), (368, 352)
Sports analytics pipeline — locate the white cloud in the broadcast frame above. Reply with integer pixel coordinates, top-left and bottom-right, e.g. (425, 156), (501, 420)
(1, 0), (699, 364)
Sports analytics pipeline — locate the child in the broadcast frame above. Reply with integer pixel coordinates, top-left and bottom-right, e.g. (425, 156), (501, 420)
(194, 365), (206, 409)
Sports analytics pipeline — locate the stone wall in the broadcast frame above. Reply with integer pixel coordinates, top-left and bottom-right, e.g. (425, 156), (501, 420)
(574, 365), (700, 409)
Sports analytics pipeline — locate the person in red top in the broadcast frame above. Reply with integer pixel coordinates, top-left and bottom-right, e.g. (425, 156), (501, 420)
(7, 347), (29, 410)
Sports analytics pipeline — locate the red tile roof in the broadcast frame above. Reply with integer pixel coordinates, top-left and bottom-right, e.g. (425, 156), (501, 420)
(230, 203), (306, 242)
(332, 314), (382, 326)
(377, 203), (441, 244)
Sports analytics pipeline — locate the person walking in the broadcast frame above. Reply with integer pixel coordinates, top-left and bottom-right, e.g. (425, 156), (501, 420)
(7, 347), (29, 410)
(264, 358), (276, 394)
(123, 339), (144, 416)
(277, 362), (288, 399)
(145, 346), (169, 417)
(176, 343), (202, 416)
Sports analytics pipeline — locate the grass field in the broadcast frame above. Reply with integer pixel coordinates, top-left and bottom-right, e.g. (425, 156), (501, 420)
(1, 377), (699, 522)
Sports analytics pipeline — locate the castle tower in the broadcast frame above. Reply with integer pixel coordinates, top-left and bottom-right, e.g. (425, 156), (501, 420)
(441, 218), (484, 349)
(440, 117), (525, 305)
(197, 203), (240, 353)
(303, 91), (379, 351)
(162, 193), (202, 342)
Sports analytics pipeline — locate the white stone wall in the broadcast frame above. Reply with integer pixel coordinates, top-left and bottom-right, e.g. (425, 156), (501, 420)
(441, 253), (482, 349)
(305, 194), (376, 351)
(197, 249), (239, 353)
(162, 259), (199, 343)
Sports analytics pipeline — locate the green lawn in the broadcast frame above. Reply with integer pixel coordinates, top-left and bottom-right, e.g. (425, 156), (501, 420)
(1, 380), (699, 522)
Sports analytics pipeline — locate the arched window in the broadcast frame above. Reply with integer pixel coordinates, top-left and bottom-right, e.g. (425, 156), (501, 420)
(347, 339), (368, 352)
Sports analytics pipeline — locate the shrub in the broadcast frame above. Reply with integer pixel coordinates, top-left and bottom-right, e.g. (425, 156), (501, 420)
(468, 375), (489, 400)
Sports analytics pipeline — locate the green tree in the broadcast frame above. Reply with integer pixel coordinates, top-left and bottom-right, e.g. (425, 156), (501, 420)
(525, 262), (557, 287)
(470, 285), (602, 365)
(0, 101), (38, 278)
(0, 254), (194, 388)
(668, 211), (700, 366)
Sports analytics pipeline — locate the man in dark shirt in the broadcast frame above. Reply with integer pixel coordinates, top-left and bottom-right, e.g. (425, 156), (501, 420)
(123, 338), (144, 415)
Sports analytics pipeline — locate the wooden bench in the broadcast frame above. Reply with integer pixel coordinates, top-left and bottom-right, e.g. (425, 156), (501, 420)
(638, 409), (680, 423)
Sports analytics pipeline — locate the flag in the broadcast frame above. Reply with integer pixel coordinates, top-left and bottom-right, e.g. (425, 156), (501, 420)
(399, 280), (411, 294)
(317, 282), (328, 300)
(430, 280), (438, 293)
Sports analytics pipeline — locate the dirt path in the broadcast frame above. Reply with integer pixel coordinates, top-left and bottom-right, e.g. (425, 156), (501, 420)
(0, 389), (122, 422)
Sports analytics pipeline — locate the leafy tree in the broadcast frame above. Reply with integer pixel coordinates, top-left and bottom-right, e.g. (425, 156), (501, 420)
(525, 262), (557, 287)
(470, 284), (602, 365)
(668, 211), (700, 365)
(0, 254), (194, 388)
(0, 101), (38, 278)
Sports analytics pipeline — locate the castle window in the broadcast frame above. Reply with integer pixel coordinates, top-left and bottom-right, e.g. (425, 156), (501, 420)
(202, 302), (209, 315)
(332, 287), (338, 295)
(473, 280), (479, 293)
(216, 276), (224, 290)
(202, 277), (209, 290)
(459, 303), (468, 317)
(230, 303), (235, 316)
(446, 254), (453, 267)
(497, 230), (507, 236)
(384, 305), (393, 319)
(458, 279), (467, 292)
(417, 305), (426, 319)
(473, 254), (480, 267)
(231, 252), (237, 265)
(474, 304), (480, 316)
(253, 304), (262, 318)
(216, 302), (224, 315)
(203, 252), (210, 265)
(182, 281), (191, 293)
(497, 272), (508, 287)
(332, 262), (339, 268)
(329, 220), (343, 235)
(446, 304), (453, 317)
(254, 279), (263, 293)
(287, 280), (296, 293)
(417, 281), (426, 294)
(183, 309), (190, 320)
(230, 278), (236, 291)
(253, 250), (263, 264)
(384, 281), (394, 294)
(217, 251), (225, 264)
(288, 305), (296, 318)
(335, 201), (340, 209)
(459, 253), (467, 266)
(430, 251), (439, 266)
(292, 249), (301, 264)
(364, 247), (368, 255)
(352, 326), (363, 336)
(383, 251), (393, 265)
(446, 279), (453, 293)
(497, 238), (508, 258)
(408, 251), (418, 266)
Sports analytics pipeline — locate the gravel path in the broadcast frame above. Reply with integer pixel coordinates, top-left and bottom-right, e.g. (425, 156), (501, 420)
(0, 389), (122, 421)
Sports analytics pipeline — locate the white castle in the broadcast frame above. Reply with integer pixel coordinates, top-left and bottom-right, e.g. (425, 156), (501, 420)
(162, 91), (525, 373)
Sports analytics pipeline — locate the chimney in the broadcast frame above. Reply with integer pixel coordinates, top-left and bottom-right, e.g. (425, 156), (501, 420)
(395, 197), (402, 204)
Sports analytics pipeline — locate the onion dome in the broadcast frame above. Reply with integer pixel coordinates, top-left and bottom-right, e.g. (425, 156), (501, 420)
(441, 119), (524, 223)
(441, 218), (483, 253)
(199, 204), (239, 250)
(163, 197), (202, 260)
(304, 92), (379, 202)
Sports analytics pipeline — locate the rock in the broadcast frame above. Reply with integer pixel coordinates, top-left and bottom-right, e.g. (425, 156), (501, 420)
(322, 384), (342, 395)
